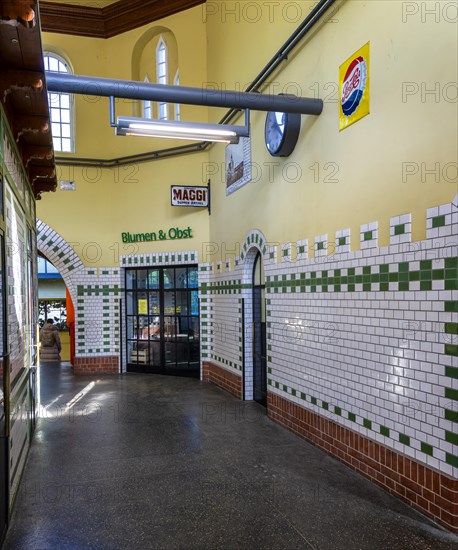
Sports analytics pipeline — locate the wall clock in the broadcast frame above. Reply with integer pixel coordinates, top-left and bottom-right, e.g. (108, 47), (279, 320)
(264, 111), (301, 157)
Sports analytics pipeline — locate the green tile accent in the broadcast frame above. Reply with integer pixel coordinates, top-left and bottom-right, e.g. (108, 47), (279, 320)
(338, 237), (346, 246)
(300, 392), (306, 400)
(399, 433), (410, 446)
(445, 366), (458, 379)
(394, 224), (405, 236)
(445, 301), (458, 312)
(317, 242), (324, 251)
(364, 231), (373, 241)
(432, 215), (445, 228)
(445, 431), (458, 445)
(334, 406), (342, 416)
(421, 442), (433, 456)
(322, 402), (328, 410)
(348, 412), (356, 422)
(445, 344), (458, 357)
(380, 426), (390, 437)
(363, 418), (372, 429)
(445, 388), (458, 401)
(446, 453), (458, 468)
(311, 397), (317, 405)
(445, 279), (458, 290)
(445, 408), (458, 422)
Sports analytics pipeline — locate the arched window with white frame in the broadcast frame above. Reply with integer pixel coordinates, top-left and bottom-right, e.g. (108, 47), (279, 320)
(156, 37), (168, 120)
(143, 76), (153, 119)
(174, 70), (180, 121)
(43, 52), (74, 153)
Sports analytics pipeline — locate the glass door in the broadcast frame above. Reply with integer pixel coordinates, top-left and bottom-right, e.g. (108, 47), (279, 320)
(126, 266), (200, 377)
(252, 252), (267, 406)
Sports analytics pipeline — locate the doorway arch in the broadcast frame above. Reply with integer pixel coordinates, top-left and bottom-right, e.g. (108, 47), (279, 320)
(240, 230), (268, 404)
(36, 219), (84, 306)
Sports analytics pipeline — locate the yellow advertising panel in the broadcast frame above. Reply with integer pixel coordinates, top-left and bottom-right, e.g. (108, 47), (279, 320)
(339, 42), (370, 131)
(138, 299), (147, 315)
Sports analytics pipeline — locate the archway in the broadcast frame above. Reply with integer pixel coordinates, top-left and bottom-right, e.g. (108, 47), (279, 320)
(240, 230), (268, 404)
(36, 219), (84, 306)
(36, 219), (85, 365)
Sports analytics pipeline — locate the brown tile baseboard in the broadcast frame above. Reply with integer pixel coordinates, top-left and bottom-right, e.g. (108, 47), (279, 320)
(268, 391), (458, 533)
(73, 356), (119, 375)
(202, 361), (243, 400)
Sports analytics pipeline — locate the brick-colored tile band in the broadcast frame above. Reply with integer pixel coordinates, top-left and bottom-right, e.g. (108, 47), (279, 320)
(73, 356), (119, 375)
(203, 361), (243, 400)
(267, 392), (457, 533)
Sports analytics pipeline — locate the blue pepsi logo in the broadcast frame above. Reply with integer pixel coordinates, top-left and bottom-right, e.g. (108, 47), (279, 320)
(342, 56), (367, 117)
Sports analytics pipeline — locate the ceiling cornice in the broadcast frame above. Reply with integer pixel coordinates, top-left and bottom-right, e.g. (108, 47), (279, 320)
(39, 0), (206, 38)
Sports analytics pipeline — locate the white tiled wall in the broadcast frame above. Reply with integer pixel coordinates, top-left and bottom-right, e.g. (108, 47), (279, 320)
(205, 198), (458, 477)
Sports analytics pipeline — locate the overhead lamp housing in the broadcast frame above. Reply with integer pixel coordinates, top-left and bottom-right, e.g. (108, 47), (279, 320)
(116, 116), (250, 144)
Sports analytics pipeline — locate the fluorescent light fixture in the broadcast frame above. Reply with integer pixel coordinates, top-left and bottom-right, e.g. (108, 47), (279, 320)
(116, 116), (249, 144)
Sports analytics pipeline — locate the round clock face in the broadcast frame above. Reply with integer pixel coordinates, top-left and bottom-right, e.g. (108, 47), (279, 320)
(264, 111), (301, 157)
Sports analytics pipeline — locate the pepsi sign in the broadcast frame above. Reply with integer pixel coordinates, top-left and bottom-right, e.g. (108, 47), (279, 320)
(341, 56), (367, 116)
(339, 42), (371, 131)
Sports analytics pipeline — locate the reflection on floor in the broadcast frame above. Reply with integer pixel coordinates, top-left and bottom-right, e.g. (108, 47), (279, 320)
(3, 363), (457, 549)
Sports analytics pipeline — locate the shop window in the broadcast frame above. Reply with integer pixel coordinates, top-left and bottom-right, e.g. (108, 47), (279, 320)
(125, 266), (199, 377)
(43, 53), (74, 153)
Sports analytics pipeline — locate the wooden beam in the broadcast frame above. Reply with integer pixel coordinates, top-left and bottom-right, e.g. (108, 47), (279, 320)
(23, 144), (54, 166)
(40, 0), (206, 39)
(0, 0), (35, 28)
(0, 69), (43, 101)
(13, 114), (49, 141)
(33, 178), (57, 199)
(28, 165), (56, 182)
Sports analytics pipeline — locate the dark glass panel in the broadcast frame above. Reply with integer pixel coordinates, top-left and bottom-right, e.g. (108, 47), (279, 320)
(126, 270), (136, 290)
(188, 267), (198, 288)
(148, 270), (160, 289)
(163, 268), (174, 289)
(137, 270), (148, 289)
(164, 291), (175, 316)
(176, 291), (188, 316)
(175, 267), (188, 289)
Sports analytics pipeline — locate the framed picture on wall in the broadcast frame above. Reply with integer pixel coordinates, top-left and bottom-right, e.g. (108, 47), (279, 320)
(226, 137), (252, 196)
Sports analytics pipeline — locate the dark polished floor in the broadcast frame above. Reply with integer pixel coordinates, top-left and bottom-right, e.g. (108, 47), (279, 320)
(3, 363), (457, 550)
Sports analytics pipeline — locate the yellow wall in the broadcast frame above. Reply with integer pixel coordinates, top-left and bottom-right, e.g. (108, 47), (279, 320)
(39, 6), (210, 267)
(60, 331), (70, 361)
(205, 0), (457, 259)
(42, 6), (208, 159)
(38, 1), (457, 267)
(38, 154), (210, 267)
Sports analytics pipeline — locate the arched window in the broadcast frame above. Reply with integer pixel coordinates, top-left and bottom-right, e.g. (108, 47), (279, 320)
(156, 37), (168, 120)
(143, 76), (152, 119)
(174, 70), (180, 121)
(43, 53), (74, 153)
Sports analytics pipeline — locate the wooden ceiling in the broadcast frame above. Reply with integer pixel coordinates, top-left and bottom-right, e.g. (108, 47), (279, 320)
(40, 0), (207, 39)
(0, 1), (57, 199)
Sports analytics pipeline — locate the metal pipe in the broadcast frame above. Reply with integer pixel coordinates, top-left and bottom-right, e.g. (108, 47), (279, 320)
(249, 0), (338, 93)
(52, 0), (340, 167)
(45, 73), (323, 116)
(55, 141), (209, 168)
(220, 0), (339, 125)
